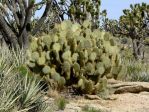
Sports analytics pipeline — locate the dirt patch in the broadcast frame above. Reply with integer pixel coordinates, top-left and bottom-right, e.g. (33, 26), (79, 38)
(104, 93), (149, 112)
(64, 92), (149, 112)
(45, 80), (149, 112)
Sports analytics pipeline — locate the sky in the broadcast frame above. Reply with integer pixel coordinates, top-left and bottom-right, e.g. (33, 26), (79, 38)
(101, 0), (149, 20)
(36, 0), (149, 20)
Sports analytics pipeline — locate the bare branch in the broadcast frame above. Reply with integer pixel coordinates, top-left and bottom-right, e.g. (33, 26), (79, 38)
(0, 13), (18, 46)
(32, 0), (52, 35)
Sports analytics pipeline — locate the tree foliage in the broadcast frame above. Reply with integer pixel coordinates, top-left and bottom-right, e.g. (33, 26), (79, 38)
(58, 0), (101, 29)
(104, 3), (149, 60)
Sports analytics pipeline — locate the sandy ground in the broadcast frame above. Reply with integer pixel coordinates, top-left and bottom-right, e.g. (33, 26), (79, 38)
(46, 80), (149, 112)
(104, 93), (149, 112)
(64, 92), (149, 112)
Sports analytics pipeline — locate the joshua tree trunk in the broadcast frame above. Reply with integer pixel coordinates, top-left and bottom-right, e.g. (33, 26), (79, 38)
(0, 0), (61, 48)
(132, 39), (144, 60)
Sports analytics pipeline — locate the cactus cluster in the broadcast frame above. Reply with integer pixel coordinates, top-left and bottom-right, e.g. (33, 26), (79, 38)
(27, 20), (125, 94)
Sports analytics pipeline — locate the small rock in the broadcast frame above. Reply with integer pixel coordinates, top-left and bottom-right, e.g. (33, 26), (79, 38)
(84, 95), (102, 100)
(105, 96), (117, 100)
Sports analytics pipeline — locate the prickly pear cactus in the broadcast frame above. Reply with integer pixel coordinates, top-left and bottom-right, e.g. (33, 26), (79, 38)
(27, 20), (124, 94)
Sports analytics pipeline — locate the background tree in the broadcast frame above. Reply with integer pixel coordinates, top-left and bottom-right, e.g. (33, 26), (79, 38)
(103, 3), (149, 60)
(31, 0), (102, 35)
(0, 0), (62, 48)
(0, 0), (102, 48)
(58, 0), (101, 29)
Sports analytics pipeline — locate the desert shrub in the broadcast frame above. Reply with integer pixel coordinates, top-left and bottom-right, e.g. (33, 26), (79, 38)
(55, 97), (68, 110)
(27, 20), (125, 94)
(82, 105), (103, 112)
(120, 47), (134, 60)
(0, 45), (51, 112)
(121, 58), (149, 82)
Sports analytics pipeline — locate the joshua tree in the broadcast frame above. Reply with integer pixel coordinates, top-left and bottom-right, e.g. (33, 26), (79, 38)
(58, 0), (101, 29)
(0, 0), (62, 48)
(104, 3), (149, 60)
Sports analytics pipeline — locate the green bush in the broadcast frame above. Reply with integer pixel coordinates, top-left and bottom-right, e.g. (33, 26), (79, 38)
(27, 20), (124, 94)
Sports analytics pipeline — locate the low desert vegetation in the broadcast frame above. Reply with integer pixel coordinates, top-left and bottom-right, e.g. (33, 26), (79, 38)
(0, 46), (51, 112)
(0, 0), (149, 112)
(55, 96), (68, 110)
(121, 58), (149, 82)
(82, 105), (104, 112)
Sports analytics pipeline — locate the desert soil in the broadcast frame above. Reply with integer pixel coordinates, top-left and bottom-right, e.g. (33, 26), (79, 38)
(45, 80), (149, 112)
(63, 92), (149, 112)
